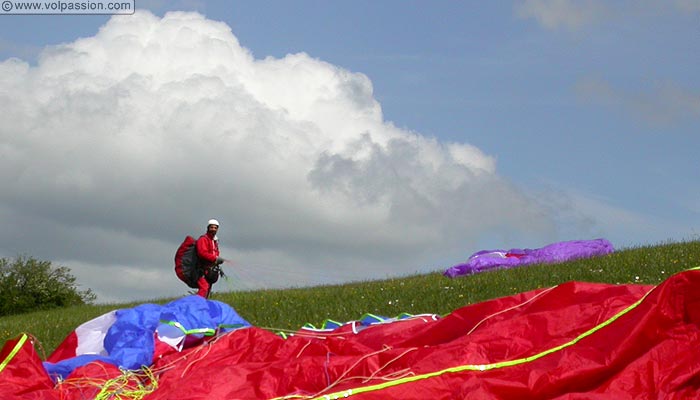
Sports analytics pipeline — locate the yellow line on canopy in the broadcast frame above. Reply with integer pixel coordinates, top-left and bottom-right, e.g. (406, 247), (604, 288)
(273, 267), (700, 400)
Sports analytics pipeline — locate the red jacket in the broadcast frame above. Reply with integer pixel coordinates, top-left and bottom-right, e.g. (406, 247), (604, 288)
(196, 234), (220, 265)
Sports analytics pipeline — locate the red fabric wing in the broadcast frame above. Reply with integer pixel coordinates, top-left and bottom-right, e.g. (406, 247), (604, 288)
(4, 270), (700, 399)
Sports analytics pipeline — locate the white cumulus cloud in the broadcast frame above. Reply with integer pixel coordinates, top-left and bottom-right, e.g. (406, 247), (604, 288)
(516, 0), (700, 31)
(515, 0), (609, 31)
(0, 11), (562, 303)
(576, 77), (700, 126)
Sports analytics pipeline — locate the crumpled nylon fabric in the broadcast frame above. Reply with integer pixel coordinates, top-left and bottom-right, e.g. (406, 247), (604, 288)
(3, 269), (700, 399)
(444, 238), (615, 277)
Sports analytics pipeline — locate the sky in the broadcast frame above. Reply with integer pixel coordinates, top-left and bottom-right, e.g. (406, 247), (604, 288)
(0, 1), (698, 303)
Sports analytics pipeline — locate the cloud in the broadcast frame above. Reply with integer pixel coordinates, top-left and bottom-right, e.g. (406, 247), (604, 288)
(516, 0), (700, 31)
(0, 38), (44, 62)
(137, 0), (206, 14)
(673, 0), (700, 12)
(515, 0), (610, 31)
(535, 186), (698, 248)
(0, 11), (567, 302)
(576, 77), (700, 126)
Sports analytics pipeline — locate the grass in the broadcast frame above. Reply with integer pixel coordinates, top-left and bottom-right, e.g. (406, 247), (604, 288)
(1, 239), (698, 359)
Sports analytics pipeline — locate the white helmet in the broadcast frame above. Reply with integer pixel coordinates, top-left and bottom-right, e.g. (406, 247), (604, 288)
(207, 219), (220, 227)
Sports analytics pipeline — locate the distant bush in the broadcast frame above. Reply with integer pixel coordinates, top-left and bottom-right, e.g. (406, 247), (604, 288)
(0, 256), (96, 316)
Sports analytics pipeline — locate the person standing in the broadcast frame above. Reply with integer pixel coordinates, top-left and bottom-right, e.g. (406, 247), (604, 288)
(195, 219), (225, 298)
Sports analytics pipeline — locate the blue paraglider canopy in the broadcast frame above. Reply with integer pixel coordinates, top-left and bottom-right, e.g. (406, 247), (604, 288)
(43, 295), (250, 380)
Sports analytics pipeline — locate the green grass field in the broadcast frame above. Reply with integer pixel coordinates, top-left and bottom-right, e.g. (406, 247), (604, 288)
(1, 239), (698, 358)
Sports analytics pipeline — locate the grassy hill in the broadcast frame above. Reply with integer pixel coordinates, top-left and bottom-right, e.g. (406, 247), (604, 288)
(1, 239), (698, 358)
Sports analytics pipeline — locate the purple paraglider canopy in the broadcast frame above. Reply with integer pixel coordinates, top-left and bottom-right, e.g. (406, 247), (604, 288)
(443, 238), (614, 278)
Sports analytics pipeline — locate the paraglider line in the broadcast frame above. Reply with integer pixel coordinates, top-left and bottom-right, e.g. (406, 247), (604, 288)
(467, 285), (558, 335)
(312, 345), (416, 398)
(218, 261), (369, 292)
(56, 363), (158, 400)
(0, 334), (28, 375)
(180, 341), (214, 378)
(360, 346), (417, 383)
(296, 340), (313, 359)
(324, 352), (335, 387)
(257, 327), (349, 339)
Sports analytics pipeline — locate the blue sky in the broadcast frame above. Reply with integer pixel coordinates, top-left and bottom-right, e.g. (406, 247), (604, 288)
(1, 1), (698, 302)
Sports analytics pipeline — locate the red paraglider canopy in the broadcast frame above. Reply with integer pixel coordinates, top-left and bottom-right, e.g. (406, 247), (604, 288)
(2, 268), (700, 399)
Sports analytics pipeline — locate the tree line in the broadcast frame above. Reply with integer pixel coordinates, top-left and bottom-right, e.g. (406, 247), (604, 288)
(0, 256), (96, 316)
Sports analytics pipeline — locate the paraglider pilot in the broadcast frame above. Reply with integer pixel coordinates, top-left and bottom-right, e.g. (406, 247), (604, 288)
(196, 219), (225, 298)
